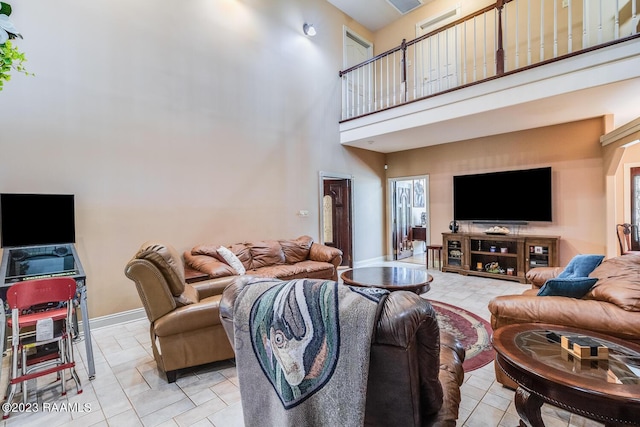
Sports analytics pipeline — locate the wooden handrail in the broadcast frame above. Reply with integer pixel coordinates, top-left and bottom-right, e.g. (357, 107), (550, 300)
(339, 2), (499, 77)
(338, 0), (639, 121)
(406, 4), (497, 48)
(339, 33), (640, 124)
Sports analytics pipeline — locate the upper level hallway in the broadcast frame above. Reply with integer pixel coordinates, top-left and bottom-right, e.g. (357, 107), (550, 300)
(335, 0), (640, 153)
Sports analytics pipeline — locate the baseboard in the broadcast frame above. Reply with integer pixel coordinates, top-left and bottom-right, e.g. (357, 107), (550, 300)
(77, 257), (388, 331)
(81, 307), (147, 332)
(78, 258), (392, 331)
(354, 256), (387, 267)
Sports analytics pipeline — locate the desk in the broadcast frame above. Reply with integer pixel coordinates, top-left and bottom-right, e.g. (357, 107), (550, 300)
(0, 244), (96, 383)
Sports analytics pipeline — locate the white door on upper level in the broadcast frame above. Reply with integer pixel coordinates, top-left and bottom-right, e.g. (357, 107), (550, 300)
(343, 27), (373, 117)
(416, 5), (461, 96)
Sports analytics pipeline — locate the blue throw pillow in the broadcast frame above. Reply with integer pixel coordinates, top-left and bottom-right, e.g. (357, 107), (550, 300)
(537, 277), (598, 298)
(557, 254), (605, 278)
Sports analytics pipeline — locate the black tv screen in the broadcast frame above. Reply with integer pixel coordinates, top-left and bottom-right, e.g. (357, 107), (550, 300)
(453, 167), (552, 223)
(0, 193), (76, 247)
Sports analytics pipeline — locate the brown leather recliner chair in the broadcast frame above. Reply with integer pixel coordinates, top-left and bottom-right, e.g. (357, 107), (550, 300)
(220, 277), (466, 426)
(124, 241), (235, 382)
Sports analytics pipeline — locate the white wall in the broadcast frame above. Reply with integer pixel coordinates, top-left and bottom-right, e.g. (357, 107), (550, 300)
(0, 0), (385, 318)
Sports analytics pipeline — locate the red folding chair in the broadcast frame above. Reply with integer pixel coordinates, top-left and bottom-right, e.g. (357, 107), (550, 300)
(3, 277), (82, 419)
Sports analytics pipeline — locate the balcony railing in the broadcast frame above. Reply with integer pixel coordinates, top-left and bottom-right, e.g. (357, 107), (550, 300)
(339, 0), (639, 121)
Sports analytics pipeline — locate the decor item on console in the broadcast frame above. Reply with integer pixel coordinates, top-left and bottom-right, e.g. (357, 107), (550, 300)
(485, 225), (510, 235)
(219, 276), (466, 427)
(485, 262), (504, 274)
(184, 235), (342, 283)
(449, 220), (459, 233)
(488, 253), (640, 388)
(0, 2), (32, 91)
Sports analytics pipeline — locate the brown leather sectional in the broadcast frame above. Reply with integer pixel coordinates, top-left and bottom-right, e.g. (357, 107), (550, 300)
(124, 237), (342, 383)
(126, 236), (465, 424)
(489, 254), (640, 387)
(184, 235), (343, 283)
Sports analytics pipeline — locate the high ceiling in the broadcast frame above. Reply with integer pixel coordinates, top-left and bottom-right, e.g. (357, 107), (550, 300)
(327, 0), (430, 31)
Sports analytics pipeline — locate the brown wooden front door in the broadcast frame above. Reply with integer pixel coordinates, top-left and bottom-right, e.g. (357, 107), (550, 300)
(323, 179), (352, 267)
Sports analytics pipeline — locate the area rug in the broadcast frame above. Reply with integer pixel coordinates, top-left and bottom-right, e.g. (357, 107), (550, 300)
(428, 300), (494, 372)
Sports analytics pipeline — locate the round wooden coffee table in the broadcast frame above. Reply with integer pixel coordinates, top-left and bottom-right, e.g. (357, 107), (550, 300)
(340, 266), (432, 294)
(492, 323), (640, 427)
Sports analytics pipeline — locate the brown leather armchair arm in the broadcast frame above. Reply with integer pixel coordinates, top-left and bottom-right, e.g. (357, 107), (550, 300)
(154, 298), (223, 336)
(184, 252), (236, 279)
(191, 276), (236, 299)
(367, 291), (444, 424)
(525, 266), (564, 288)
(308, 242), (343, 268)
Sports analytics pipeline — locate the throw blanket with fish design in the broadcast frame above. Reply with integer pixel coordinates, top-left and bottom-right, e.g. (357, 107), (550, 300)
(234, 278), (388, 427)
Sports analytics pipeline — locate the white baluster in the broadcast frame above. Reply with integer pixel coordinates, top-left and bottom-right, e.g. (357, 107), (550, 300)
(527, 0), (532, 65)
(614, 0), (620, 40)
(483, 13), (488, 79)
(540, 0), (545, 61)
(598, 0), (603, 44)
(567, 0), (573, 53)
(515, 0), (520, 69)
(553, 0), (558, 58)
(632, 0), (638, 35)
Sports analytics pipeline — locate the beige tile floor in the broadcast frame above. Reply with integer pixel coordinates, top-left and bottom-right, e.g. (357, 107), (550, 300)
(0, 255), (605, 427)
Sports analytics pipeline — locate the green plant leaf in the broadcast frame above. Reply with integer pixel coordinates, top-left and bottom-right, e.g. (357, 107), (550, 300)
(0, 2), (11, 16)
(0, 39), (32, 90)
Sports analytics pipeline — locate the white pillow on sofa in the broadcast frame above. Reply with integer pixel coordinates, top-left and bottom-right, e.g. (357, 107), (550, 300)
(217, 246), (246, 275)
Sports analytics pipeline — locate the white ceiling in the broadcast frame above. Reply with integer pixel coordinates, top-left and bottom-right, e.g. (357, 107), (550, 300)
(327, 0), (426, 32)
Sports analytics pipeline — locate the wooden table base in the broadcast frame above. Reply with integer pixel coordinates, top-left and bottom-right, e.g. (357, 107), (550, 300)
(515, 387), (544, 427)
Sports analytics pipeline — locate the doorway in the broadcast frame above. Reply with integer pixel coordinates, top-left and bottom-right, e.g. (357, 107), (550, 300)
(319, 172), (353, 267)
(388, 176), (430, 262)
(343, 26), (373, 117)
(415, 5), (461, 95)
(344, 26), (373, 68)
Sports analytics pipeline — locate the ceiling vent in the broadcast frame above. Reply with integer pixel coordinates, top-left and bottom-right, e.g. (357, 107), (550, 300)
(386, 0), (424, 15)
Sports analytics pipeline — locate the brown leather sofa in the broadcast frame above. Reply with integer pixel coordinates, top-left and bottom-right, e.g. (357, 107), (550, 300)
(184, 235), (342, 283)
(488, 254), (640, 387)
(124, 241), (235, 382)
(220, 277), (466, 427)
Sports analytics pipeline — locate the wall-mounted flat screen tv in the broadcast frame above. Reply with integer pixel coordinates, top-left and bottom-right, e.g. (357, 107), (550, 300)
(453, 167), (552, 223)
(0, 193), (76, 247)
